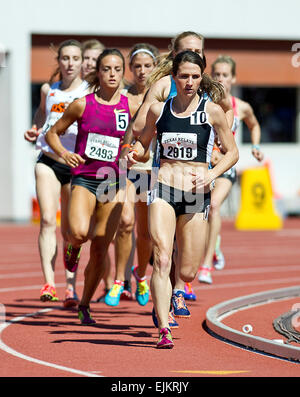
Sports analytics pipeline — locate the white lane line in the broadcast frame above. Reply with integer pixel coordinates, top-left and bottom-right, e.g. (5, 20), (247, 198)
(0, 264), (298, 283)
(211, 264), (300, 276)
(0, 271), (62, 280)
(0, 308), (103, 377)
(195, 276), (300, 290)
(0, 281), (84, 293)
(1, 275), (299, 294)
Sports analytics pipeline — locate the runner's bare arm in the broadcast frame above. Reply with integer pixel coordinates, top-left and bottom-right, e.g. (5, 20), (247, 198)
(45, 97), (86, 167)
(132, 76), (170, 135)
(24, 83), (49, 142)
(126, 102), (162, 167)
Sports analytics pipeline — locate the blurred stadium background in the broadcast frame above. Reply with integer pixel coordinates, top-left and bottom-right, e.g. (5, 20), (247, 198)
(0, 0), (299, 222)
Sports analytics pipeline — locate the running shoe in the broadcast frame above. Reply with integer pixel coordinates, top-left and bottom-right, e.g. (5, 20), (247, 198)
(168, 311), (179, 329)
(132, 265), (149, 306)
(63, 288), (79, 308)
(104, 281), (124, 306)
(40, 283), (59, 302)
(64, 244), (82, 273)
(184, 282), (197, 301)
(198, 265), (213, 284)
(213, 251), (225, 270)
(152, 307), (179, 329)
(156, 327), (174, 349)
(171, 291), (191, 318)
(78, 304), (96, 325)
(213, 235), (225, 270)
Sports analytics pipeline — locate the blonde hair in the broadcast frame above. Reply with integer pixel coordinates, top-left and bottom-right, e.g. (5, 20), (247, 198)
(148, 31), (205, 85)
(211, 54), (236, 77)
(82, 39), (105, 54)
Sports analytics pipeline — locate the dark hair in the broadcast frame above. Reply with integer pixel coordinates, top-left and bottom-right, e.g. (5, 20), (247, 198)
(48, 39), (83, 85)
(172, 50), (224, 103)
(85, 48), (125, 91)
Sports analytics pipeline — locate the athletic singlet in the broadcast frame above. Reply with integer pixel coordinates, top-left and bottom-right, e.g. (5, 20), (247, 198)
(36, 80), (89, 154)
(214, 95), (240, 151)
(72, 93), (131, 178)
(155, 96), (214, 163)
(153, 76), (210, 168)
(231, 95), (240, 135)
(168, 76), (177, 100)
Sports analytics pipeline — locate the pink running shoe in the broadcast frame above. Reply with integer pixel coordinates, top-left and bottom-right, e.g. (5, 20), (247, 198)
(156, 327), (174, 349)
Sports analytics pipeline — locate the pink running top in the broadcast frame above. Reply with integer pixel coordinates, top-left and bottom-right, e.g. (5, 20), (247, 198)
(72, 93), (131, 178)
(231, 96), (240, 136)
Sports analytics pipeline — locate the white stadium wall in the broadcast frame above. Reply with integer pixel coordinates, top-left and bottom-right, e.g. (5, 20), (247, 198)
(0, 0), (299, 221)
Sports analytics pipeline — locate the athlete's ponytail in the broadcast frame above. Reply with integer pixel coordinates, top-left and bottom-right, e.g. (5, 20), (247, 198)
(200, 73), (224, 103)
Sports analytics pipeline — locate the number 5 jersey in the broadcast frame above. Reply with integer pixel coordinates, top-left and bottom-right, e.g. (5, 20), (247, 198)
(72, 92), (131, 178)
(155, 95), (214, 164)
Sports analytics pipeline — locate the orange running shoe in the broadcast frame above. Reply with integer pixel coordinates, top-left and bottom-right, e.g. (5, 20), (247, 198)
(40, 283), (59, 302)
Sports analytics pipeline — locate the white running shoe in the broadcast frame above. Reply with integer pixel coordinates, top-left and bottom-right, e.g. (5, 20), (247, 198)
(213, 251), (225, 270)
(198, 265), (213, 284)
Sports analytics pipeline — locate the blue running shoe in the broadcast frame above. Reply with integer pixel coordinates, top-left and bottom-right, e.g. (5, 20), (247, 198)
(132, 265), (149, 306)
(152, 307), (179, 329)
(172, 290), (191, 318)
(184, 283), (197, 301)
(104, 281), (124, 306)
(168, 311), (179, 329)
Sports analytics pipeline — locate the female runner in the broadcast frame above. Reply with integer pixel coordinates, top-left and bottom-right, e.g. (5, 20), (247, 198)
(103, 42), (160, 306)
(198, 54), (264, 284)
(24, 39), (88, 306)
(126, 51), (239, 348)
(45, 48), (136, 324)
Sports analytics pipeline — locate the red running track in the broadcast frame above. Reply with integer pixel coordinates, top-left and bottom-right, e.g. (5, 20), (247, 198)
(0, 218), (300, 384)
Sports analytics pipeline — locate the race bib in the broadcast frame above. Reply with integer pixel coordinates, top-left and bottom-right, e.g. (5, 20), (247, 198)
(42, 112), (63, 134)
(190, 110), (207, 125)
(161, 132), (197, 160)
(115, 110), (129, 131)
(85, 133), (120, 162)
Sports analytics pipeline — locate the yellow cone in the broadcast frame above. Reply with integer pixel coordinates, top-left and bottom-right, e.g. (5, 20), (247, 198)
(235, 166), (282, 230)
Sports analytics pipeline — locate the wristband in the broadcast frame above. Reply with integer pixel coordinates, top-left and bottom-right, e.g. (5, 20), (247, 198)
(121, 144), (131, 150)
(213, 146), (221, 152)
(252, 144), (260, 151)
(60, 149), (68, 157)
